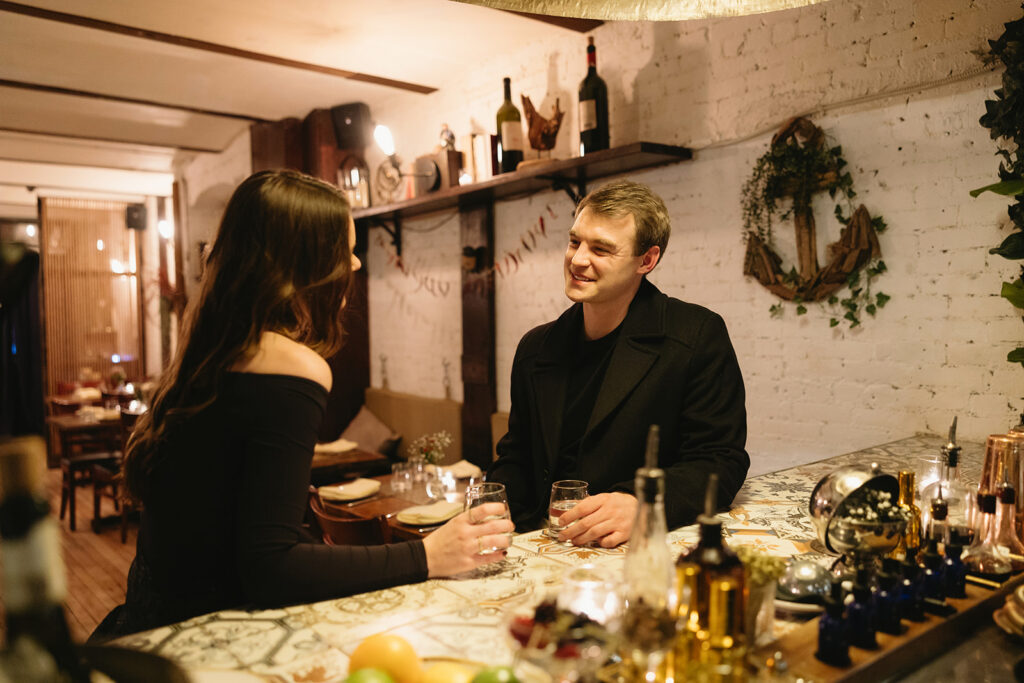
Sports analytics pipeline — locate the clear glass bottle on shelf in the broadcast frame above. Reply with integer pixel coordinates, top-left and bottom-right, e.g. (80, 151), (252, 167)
(920, 418), (974, 545)
(962, 493), (1013, 583)
(0, 437), (90, 683)
(622, 426), (676, 680)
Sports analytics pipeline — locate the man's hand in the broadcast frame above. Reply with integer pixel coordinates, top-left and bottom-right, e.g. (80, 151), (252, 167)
(557, 492), (637, 548)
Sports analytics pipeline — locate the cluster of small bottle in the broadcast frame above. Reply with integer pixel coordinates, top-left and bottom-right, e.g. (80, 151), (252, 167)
(917, 417), (1024, 585)
(815, 415), (1024, 668)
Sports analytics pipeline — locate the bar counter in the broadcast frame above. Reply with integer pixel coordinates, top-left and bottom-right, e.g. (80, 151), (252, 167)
(114, 435), (1017, 681)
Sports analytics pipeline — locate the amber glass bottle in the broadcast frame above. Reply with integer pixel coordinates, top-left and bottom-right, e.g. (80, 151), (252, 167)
(672, 474), (745, 666)
(888, 469), (922, 561)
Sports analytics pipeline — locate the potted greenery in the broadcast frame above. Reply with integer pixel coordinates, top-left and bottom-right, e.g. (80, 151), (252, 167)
(972, 7), (1024, 367)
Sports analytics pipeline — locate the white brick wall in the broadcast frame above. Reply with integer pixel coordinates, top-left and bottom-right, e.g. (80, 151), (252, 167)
(366, 0), (1023, 475)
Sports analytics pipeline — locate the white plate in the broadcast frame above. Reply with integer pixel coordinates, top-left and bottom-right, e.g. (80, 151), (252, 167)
(774, 598), (824, 615)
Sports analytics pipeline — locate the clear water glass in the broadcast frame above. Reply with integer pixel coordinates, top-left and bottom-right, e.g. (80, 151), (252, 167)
(390, 461), (412, 493)
(546, 480), (588, 538)
(465, 481), (512, 554)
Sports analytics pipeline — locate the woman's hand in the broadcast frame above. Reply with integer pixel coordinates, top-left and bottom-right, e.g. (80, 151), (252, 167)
(422, 502), (514, 577)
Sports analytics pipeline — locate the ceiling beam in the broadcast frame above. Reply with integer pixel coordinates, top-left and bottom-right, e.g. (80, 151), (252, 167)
(0, 0), (437, 95)
(0, 78), (269, 123)
(0, 127), (222, 154)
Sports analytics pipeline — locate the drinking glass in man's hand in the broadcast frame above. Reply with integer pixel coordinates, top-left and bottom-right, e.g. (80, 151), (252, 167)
(465, 482), (512, 554)
(547, 480), (588, 538)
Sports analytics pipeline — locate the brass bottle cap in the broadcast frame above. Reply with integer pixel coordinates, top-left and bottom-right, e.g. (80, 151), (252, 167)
(0, 436), (46, 499)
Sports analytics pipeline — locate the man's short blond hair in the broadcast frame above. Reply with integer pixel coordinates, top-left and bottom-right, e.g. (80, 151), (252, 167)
(575, 180), (670, 258)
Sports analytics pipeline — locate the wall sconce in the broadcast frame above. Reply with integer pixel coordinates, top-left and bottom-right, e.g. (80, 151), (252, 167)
(373, 124), (440, 204)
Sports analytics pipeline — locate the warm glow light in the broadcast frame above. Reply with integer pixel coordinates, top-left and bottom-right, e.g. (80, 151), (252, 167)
(158, 219), (174, 240)
(96, 239), (105, 251)
(111, 354), (121, 363)
(110, 258), (125, 274)
(25, 224), (36, 238)
(374, 124), (395, 157)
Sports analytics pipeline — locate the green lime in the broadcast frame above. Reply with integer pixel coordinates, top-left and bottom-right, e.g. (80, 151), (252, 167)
(471, 666), (519, 683)
(347, 669), (398, 683)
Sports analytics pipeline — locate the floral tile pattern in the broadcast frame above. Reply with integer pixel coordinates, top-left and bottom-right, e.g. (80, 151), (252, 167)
(120, 435), (984, 679)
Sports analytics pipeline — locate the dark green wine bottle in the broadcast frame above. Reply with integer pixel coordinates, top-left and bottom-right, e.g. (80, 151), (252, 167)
(578, 37), (609, 155)
(496, 77), (524, 174)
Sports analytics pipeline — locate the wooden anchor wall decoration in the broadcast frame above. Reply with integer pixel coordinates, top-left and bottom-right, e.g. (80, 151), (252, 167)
(742, 117), (882, 303)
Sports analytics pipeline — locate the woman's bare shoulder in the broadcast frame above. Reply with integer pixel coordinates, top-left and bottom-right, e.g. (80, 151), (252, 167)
(231, 332), (332, 392)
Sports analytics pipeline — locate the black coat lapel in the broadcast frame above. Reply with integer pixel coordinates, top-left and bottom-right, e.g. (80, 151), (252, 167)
(530, 305), (580, 469)
(586, 280), (666, 433)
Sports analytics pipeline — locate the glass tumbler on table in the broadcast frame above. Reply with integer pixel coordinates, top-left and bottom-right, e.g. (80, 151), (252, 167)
(547, 480), (588, 538)
(465, 481), (512, 554)
(390, 461), (411, 493)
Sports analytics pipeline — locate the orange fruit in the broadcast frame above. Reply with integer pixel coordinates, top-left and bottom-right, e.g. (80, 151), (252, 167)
(349, 633), (423, 683)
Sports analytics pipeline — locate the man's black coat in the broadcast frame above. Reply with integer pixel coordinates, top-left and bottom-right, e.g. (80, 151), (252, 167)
(488, 279), (749, 531)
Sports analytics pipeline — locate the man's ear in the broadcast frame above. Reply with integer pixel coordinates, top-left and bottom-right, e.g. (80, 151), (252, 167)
(637, 246), (661, 274)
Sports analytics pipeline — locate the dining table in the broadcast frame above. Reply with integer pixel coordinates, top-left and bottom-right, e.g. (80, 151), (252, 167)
(112, 434), (1021, 682)
(320, 469), (478, 541)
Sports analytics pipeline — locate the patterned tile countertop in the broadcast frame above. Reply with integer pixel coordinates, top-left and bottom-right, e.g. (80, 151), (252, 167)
(116, 434), (982, 682)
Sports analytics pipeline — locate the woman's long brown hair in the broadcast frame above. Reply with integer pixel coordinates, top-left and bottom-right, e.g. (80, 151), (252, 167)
(123, 170), (354, 502)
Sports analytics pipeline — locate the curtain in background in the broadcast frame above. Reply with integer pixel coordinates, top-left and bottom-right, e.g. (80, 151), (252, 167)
(39, 198), (143, 395)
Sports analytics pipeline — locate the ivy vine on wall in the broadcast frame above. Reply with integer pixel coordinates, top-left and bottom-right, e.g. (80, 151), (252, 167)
(971, 7), (1024, 368)
(741, 116), (889, 328)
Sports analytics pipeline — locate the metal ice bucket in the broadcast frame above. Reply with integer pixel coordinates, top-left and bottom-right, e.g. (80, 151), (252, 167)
(808, 463), (902, 555)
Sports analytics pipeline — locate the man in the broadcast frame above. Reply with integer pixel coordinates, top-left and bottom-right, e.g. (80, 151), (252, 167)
(488, 180), (748, 547)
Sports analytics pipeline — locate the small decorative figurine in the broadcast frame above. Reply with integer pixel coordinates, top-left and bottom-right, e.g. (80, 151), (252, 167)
(521, 95), (564, 151)
(439, 123), (456, 151)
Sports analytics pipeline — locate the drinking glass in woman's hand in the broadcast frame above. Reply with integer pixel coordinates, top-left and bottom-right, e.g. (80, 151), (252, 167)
(465, 482), (513, 555)
(547, 480), (588, 539)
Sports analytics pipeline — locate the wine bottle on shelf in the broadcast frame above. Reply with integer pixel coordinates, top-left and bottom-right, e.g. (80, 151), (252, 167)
(495, 77), (524, 174)
(578, 37), (609, 156)
(0, 437), (90, 683)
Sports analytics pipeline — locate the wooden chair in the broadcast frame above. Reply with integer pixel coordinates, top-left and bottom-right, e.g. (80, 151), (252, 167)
(307, 487), (392, 546)
(59, 426), (121, 531)
(90, 410), (142, 542)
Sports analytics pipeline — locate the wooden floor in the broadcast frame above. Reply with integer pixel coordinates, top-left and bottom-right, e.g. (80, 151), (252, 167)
(50, 467), (138, 641)
(0, 468), (138, 643)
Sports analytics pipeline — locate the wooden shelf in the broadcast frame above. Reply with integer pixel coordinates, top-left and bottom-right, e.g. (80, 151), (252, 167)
(352, 141), (692, 224)
(762, 572), (1024, 682)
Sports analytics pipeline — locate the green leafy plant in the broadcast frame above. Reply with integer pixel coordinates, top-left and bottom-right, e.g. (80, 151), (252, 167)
(972, 7), (1024, 367)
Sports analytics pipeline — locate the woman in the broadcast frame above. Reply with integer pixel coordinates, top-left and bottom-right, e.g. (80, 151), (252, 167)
(93, 170), (512, 639)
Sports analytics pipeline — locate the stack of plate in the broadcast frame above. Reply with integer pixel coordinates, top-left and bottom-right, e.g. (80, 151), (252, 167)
(993, 584), (1024, 641)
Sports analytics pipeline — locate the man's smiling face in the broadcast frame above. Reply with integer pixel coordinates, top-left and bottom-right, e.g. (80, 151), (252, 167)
(564, 207), (652, 309)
